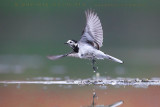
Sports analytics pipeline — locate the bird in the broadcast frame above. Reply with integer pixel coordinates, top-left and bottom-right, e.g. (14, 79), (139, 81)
(48, 9), (123, 71)
(82, 92), (123, 107)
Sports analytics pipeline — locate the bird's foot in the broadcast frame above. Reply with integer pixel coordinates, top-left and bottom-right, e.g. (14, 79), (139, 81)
(92, 59), (98, 72)
(93, 66), (98, 72)
(93, 66), (97, 72)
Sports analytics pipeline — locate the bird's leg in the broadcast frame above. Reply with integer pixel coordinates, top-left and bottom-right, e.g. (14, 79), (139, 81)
(92, 58), (97, 72)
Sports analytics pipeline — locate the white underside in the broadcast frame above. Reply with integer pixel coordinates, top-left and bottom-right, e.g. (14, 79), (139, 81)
(78, 43), (123, 64)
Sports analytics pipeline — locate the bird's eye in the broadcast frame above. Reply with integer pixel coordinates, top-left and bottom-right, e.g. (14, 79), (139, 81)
(70, 41), (72, 43)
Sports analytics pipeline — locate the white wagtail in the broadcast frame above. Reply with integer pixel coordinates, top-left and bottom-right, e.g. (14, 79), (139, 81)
(48, 9), (123, 71)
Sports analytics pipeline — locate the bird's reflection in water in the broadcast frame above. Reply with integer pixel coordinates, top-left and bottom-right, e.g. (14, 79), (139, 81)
(82, 92), (123, 107)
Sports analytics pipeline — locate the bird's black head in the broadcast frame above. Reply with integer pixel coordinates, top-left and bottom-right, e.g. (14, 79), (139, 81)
(71, 40), (77, 43)
(65, 39), (79, 52)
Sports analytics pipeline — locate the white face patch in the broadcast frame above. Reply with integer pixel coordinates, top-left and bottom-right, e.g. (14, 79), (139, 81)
(67, 40), (71, 43)
(66, 40), (75, 46)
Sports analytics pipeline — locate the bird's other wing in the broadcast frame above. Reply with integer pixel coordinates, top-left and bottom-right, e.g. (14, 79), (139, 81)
(47, 52), (79, 60)
(47, 54), (66, 60)
(67, 53), (79, 58)
(80, 9), (103, 48)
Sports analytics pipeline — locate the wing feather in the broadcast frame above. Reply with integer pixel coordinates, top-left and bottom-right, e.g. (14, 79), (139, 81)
(80, 9), (103, 48)
(47, 52), (79, 60)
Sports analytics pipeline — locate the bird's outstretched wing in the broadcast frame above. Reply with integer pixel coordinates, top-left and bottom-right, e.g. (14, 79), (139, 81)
(47, 52), (79, 60)
(80, 9), (103, 48)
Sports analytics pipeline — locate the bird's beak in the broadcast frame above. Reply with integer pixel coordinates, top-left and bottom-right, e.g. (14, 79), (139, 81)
(64, 42), (68, 44)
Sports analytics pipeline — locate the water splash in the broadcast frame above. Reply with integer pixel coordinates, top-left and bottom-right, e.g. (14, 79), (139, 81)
(0, 77), (160, 88)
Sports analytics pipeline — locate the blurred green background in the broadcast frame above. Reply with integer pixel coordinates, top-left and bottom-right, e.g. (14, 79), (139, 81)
(0, 0), (160, 80)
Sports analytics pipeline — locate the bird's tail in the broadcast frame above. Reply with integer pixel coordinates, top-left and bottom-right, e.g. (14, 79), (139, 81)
(105, 54), (123, 64)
